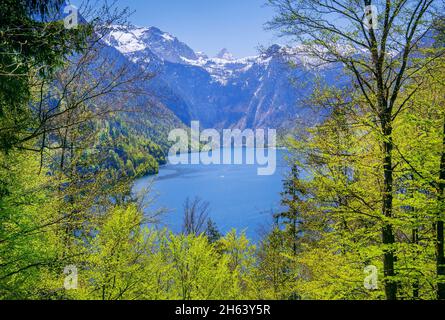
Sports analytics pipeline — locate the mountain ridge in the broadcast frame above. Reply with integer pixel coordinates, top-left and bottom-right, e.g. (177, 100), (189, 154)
(102, 25), (342, 130)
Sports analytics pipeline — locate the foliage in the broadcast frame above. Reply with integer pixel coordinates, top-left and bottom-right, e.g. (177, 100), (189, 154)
(1, 0), (445, 301)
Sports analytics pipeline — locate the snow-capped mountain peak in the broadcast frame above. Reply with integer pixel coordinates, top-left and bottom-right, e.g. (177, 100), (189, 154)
(215, 48), (235, 61)
(104, 25), (197, 63)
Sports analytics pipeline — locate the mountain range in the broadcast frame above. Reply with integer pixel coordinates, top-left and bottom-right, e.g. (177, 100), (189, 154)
(101, 25), (344, 131)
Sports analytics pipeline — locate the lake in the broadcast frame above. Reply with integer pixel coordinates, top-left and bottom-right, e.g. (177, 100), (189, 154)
(133, 148), (290, 240)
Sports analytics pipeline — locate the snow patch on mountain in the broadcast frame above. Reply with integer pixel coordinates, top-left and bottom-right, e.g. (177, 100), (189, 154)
(104, 25), (148, 53)
(104, 25), (197, 63)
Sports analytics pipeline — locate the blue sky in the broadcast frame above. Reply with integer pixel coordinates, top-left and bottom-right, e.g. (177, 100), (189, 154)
(74, 0), (280, 58)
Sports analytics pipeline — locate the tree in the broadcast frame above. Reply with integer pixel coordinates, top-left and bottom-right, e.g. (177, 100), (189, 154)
(268, 0), (444, 300)
(206, 218), (222, 243)
(0, 0), (92, 151)
(182, 197), (211, 236)
(0, 0), (161, 299)
(254, 227), (297, 299)
(394, 50), (445, 299)
(277, 164), (307, 255)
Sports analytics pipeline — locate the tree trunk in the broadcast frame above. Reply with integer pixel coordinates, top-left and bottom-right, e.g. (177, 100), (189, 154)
(412, 228), (420, 300)
(436, 220), (445, 299)
(436, 116), (445, 300)
(382, 118), (397, 300)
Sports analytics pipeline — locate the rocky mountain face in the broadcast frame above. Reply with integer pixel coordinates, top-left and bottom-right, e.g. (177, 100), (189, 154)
(103, 25), (344, 131)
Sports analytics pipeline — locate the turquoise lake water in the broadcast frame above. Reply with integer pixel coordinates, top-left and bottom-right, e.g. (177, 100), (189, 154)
(133, 148), (290, 240)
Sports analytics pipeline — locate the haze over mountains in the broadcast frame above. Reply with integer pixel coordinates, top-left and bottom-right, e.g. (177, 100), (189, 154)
(102, 25), (343, 130)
